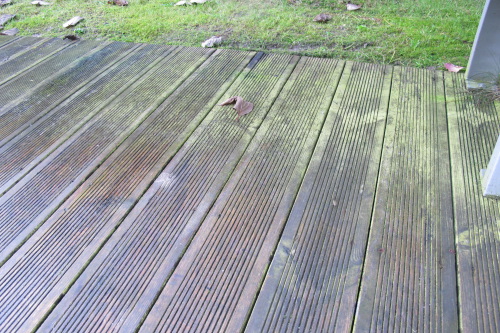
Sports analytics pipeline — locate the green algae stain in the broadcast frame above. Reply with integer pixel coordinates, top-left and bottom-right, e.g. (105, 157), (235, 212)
(458, 220), (500, 248)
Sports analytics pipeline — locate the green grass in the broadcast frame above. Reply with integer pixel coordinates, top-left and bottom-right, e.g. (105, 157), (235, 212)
(0, 0), (485, 68)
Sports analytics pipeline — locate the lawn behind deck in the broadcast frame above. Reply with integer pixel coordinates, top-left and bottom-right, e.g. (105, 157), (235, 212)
(0, 0), (484, 68)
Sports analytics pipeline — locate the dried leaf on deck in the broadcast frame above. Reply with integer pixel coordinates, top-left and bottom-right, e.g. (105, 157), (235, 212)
(63, 16), (84, 28)
(444, 63), (464, 72)
(0, 14), (15, 26)
(314, 13), (332, 23)
(201, 36), (222, 48)
(218, 96), (254, 121)
(108, 0), (128, 6)
(63, 34), (80, 41)
(346, 2), (361, 10)
(174, 1), (191, 5)
(0, 0), (12, 8)
(0, 27), (18, 35)
(31, 1), (50, 5)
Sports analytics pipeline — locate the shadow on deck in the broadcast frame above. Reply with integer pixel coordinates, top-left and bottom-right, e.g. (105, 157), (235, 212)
(0, 36), (498, 332)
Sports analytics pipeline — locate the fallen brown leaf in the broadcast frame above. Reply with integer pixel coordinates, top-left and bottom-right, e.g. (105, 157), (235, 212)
(0, 27), (18, 35)
(444, 63), (464, 72)
(0, 14), (15, 26)
(0, 0), (12, 7)
(201, 36), (222, 48)
(313, 13), (332, 23)
(63, 34), (80, 41)
(31, 1), (50, 5)
(63, 16), (84, 28)
(218, 96), (254, 121)
(347, 2), (361, 10)
(108, 0), (128, 6)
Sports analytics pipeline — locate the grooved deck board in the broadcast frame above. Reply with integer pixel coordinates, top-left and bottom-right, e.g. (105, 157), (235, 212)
(40, 52), (298, 333)
(0, 40), (99, 108)
(446, 73), (500, 333)
(0, 38), (497, 333)
(0, 38), (70, 83)
(246, 62), (392, 332)
(0, 44), (167, 194)
(0, 42), (135, 143)
(0, 45), (208, 264)
(0, 37), (34, 57)
(140, 57), (344, 333)
(0, 37), (45, 65)
(355, 67), (458, 332)
(0, 36), (17, 48)
(0, 48), (252, 333)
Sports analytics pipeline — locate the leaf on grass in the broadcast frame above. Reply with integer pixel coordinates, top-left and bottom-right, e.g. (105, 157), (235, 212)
(0, 27), (18, 36)
(313, 13), (332, 23)
(31, 1), (50, 5)
(0, 14), (15, 26)
(63, 34), (80, 41)
(444, 63), (464, 72)
(201, 36), (222, 48)
(346, 2), (361, 11)
(218, 96), (254, 121)
(108, 0), (128, 6)
(0, 0), (12, 8)
(63, 16), (84, 28)
(174, 1), (191, 5)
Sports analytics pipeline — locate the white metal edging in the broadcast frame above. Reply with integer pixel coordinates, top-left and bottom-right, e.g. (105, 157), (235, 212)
(466, 0), (500, 89)
(481, 135), (500, 198)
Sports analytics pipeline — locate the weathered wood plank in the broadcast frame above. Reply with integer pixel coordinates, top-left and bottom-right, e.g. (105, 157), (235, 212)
(0, 36), (495, 333)
(140, 56), (344, 333)
(0, 35), (18, 48)
(39, 52), (298, 333)
(0, 37), (48, 66)
(0, 38), (71, 84)
(0, 40), (100, 108)
(0, 48), (251, 333)
(354, 67), (458, 332)
(246, 61), (392, 332)
(446, 72), (500, 332)
(0, 44), (167, 194)
(0, 42), (136, 144)
(0, 45), (210, 264)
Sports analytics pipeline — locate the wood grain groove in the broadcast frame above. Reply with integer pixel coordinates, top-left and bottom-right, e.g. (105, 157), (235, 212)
(445, 72), (500, 333)
(0, 38), (495, 333)
(141, 56), (344, 333)
(40, 52), (297, 333)
(246, 61), (392, 333)
(355, 67), (457, 332)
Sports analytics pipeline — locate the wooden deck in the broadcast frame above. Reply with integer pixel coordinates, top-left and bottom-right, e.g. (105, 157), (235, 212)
(0, 36), (499, 333)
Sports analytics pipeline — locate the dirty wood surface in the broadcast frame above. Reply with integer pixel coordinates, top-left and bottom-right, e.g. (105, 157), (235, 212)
(0, 36), (498, 333)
